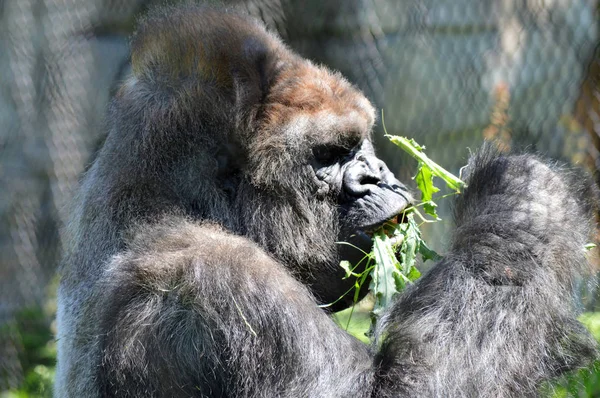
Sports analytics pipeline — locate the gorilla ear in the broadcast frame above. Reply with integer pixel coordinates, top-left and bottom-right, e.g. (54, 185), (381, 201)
(129, 5), (279, 115)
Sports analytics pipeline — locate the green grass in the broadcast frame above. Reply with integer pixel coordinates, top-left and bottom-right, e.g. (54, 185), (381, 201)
(0, 307), (55, 398)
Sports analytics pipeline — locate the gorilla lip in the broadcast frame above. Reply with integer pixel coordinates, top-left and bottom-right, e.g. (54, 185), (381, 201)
(363, 209), (410, 236)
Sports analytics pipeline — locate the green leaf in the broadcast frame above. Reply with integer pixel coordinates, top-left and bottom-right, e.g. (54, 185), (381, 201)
(340, 112), (466, 337)
(584, 243), (597, 252)
(399, 215), (420, 274)
(414, 164), (440, 203)
(418, 239), (443, 262)
(422, 200), (440, 220)
(406, 138), (424, 151)
(406, 266), (422, 282)
(370, 231), (402, 317)
(386, 135), (466, 192)
(393, 270), (406, 291)
(339, 260), (353, 278)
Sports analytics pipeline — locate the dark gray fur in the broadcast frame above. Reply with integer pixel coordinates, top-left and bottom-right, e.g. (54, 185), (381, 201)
(374, 148), (598, 397)
(55, 4), (598, 397)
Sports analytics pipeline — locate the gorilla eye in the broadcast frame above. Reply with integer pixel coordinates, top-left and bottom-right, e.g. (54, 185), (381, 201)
(312, 144), (351, 165)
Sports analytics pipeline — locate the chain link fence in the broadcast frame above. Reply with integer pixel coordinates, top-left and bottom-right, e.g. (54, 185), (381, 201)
(1, 0), (599, 391)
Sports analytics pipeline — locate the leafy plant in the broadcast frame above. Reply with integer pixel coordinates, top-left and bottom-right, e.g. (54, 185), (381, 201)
(334, 116), (466, 336)
(368, 127), (465, 327)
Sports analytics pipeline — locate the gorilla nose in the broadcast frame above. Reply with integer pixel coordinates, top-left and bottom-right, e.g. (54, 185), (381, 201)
(344, 154), (395, 197)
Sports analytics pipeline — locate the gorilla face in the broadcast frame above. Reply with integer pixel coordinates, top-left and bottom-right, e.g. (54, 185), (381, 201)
(330, 139), (411, 233)
(313, 138), (410, 256)
(312, 138), (411, 229)
(309, 138), (411, 308)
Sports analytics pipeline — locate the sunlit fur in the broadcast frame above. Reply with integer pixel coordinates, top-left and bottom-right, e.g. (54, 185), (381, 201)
(375, 146), (598, 397)
(55, 4), (597, 397)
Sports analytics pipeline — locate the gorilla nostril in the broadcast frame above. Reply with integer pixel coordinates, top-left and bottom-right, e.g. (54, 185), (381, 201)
(344, 173), (381, 197)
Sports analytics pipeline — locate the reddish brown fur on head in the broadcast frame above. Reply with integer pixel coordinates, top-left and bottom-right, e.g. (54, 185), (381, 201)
(257, 61), (375, 147)
(248, 61), (376, 187)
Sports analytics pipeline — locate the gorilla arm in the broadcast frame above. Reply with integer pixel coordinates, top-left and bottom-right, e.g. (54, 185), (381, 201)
(375, 148), (598, 397)
(97, 220), (374, 397)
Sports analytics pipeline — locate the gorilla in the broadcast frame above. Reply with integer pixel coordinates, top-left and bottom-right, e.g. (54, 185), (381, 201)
(55, 4), (598, 397)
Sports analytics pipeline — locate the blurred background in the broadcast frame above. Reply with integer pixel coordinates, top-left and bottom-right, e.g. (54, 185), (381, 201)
(1, 0), (600, 396)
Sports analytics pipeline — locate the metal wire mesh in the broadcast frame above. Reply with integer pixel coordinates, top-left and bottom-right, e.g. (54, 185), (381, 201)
(1, 0), (599, 390)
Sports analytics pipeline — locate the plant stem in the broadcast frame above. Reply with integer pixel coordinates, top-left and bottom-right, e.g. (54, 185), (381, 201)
(385, 135), (466, 192)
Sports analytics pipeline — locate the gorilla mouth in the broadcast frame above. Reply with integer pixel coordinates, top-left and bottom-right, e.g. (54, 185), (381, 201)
(363, 210), (411, 236)
(386, 212), (411, 228)
(350, 186), (412, 234)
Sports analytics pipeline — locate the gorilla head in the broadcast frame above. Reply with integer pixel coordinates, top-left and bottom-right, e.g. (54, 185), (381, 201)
(94, 5), (409, 308)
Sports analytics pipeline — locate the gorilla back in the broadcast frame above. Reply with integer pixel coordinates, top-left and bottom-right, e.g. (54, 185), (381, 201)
(55, 4), (598, 397)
